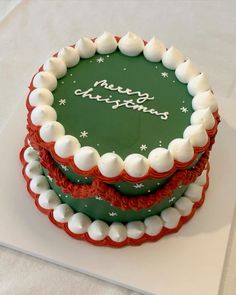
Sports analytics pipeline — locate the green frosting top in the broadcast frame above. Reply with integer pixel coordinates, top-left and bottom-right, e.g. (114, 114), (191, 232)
(52, 50), (193, 159)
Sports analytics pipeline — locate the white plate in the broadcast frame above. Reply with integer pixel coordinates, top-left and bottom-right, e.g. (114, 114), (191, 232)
(0, 100), (235, 295)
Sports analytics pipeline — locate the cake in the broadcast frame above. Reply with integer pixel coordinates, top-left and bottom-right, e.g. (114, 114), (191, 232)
(20, 32), (220, 247)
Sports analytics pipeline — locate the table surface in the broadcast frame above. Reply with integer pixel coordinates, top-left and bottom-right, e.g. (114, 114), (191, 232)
(0, 1), (236, 294)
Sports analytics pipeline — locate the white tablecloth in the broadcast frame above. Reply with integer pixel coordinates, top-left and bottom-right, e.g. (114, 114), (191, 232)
(0, 1), (236, 294)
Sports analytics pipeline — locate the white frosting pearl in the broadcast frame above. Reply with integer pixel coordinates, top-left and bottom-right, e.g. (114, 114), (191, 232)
(33, 71), (57, 91)
(76, 37), (96, 58)
(162, 46), (185, 70)
(31, 105), (57, 126)
(24, 147), (39, 163)
(148, 148), (174, 173)
(161, 207), (181, 229)
(74, 146), (100, 171)
(143, 37), (166, 62)
(195, 169), (207, 186)
(58, 46), (80, 67)
(124, 154), (149, 177)
(95, 32), (117, 54)
(108, 222), (127, 243)
(127, 221), (145, 239)
(30, 175), (49, 194)
(185, 183), (203, 202)
(144, 215), (163, 236)
(53, 204), (74, 223)
(87, 220), (109, 241)
(175, 59), (199, 83)
(183, 124), (208, 147)
(39, 121), (65, 143)
(43, 57), (67, 78)
(192, 90), (218, 112)
(38, 190), (61, 209)
(54, 135), (80, 158)
(68, 213), (91, 234)
(118, 32), (144, 56)
(187, 73), (210, 96)
(174, 197), (194, 216)
(25, 161), (42, 178)
(98, 153), (123, 178)
(29, 88), (54, 107)
(168, 138), (194, 163)
(191, 108), (215, 130)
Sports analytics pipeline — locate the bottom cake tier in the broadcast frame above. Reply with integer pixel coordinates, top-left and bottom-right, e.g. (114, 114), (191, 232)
(20, 143), (210, 247)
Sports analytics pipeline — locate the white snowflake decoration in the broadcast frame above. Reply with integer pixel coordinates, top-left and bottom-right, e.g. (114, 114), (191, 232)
(60, 164), (68, 171)
(47, 175), (53, 182)
(140, 144), (147, 151)
(95, 196), (103, 201)
(59, 99), (66, 106)
(109, 212), (118, 217)
(134, 183), (144, 189)
(180, 106), (188, 113)
(161, 72), (168, 78)
(96, 57), (104, 63)
(169, 196), (176, 203)
(80, 130), (88, 138)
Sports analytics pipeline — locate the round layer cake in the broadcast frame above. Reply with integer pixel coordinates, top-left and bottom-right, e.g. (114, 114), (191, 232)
(21, 32), (220, 247)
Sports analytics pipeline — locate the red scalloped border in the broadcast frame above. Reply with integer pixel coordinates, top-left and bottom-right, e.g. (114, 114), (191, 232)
(21, 133), (212, 211)
(25, 35), (220, 183)
(20, 143), (210, 247)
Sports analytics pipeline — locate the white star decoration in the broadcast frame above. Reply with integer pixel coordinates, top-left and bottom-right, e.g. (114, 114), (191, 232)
(109, 212), (118, 217)
(59, 99), (66, 106)
(180, 106), (188, 113)
(161, 72), (168, 78)
(169, 197), (176, 203)
(140, 144), (147, 151)
(80, 130), (88, 138)
(134, 183), (144, 189)
(96, 57), (104, 63)
(60, 164), (68, 171)
(47, 175), (53, 182)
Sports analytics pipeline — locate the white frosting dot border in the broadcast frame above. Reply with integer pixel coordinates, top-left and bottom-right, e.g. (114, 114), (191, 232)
(22, 145), (209, 246)
(28, 32), (218, 179)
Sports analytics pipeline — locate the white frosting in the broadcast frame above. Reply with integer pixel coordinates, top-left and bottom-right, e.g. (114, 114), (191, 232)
(76, 37), (96, 59)
(143, 37), (166, 62)
(148, 148), (174, 173)
(192, 90), (218, 112)
(29, 88), (54, 107)
(38, 190), (61, 209)
(144, 215), (163, 236)
(43, 57), (67, 78)
(54, 135), (80, 158)
(127, 221), (145, 239)
(187, 73), (210, 96)
(124, 154), (149, 177)
(185, 183), (203, 202)
(24, 147), (39, 163)
(160, 207), (181, 229)
(191, 108), (215, 130)
(98, 153), (123, 178)
(39, 121), (65, 143)
(95, 32), (117, 54)
(118, 32), (144, 56)
(53, 204), (74, 223)
(68, 213), (91, 234)
(74, 146), (100, 171)
(174, 197), (193, 216)
(183, 124), (208, 147)
(25, 161), (42, 178)
(30, 105), (57, 126)
(162, 46), (185, 70)
(58, 46), (80, 67)
(108, 222), (127, 242)
(30, 175), (50, 194)
(87, 220), (109, 241)
(175, 59), (199, 83)
(168, 138), (194, 162)
(195, 169), (207, 186)
(33, 71), (57, 91)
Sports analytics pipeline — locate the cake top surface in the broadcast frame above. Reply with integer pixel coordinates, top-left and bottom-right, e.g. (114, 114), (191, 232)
(28, 32), (218, 179)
